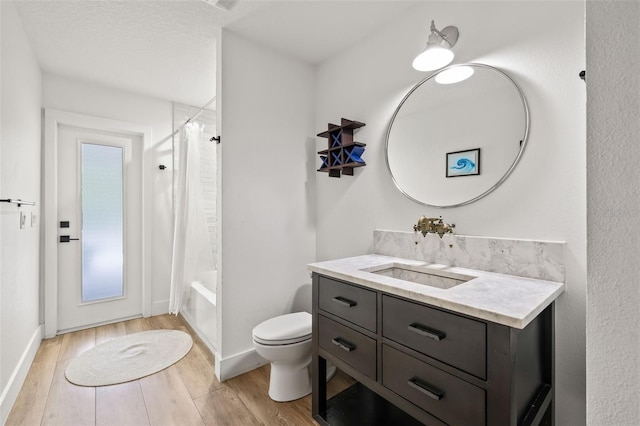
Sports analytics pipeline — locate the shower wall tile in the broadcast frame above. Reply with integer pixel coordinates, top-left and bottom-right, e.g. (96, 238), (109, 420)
(373, 230), (565, 282)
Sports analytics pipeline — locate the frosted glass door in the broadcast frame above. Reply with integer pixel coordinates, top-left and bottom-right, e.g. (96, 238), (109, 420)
(57, 123), (142, 332)
(81, 143), (124, 302)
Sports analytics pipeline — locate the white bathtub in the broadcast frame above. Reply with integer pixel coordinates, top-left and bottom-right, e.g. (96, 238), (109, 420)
(181, 271), (217, 354)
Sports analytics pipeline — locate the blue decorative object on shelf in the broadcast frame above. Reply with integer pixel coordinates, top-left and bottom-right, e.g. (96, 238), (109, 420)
(331, 150), (342, 166)
(320, 156), (328, 169)
(331, 130), (342, 148)
(345, 146), (365, 163)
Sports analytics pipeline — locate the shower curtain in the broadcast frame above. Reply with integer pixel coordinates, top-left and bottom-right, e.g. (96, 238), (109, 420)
(169, 122), (215, 315)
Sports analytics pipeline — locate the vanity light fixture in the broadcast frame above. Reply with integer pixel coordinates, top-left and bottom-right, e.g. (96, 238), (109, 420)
(412, 20), (459, 72)
(435, 65), (474, 84)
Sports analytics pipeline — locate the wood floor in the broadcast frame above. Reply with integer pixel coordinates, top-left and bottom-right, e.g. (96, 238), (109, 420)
(6, 314), (355, 426)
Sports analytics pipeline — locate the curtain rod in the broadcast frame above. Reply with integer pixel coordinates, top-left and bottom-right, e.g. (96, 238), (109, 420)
(164, 96), (217, 144)
(158, 96), (219, 171)
(183, 96), (216, 126)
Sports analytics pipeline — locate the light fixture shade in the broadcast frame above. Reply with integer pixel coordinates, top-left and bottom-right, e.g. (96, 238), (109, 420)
(412, 46), (454, 72)
(435, 65), (475, 84)
(413, 21), (459, 72)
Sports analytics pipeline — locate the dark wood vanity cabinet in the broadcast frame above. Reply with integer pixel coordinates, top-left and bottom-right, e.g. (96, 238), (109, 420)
(312, 273), (554, 426)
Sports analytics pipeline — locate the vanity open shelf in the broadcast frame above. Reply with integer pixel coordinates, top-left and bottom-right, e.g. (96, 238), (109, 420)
(310, 256), (562, 426)
(317, 118), (366, 178)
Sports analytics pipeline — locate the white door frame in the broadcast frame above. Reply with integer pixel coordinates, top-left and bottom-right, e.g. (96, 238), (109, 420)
(43, 108), (153, 338)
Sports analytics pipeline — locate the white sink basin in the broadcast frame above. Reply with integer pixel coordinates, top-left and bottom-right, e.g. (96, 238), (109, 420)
(362, 263), (475, 290)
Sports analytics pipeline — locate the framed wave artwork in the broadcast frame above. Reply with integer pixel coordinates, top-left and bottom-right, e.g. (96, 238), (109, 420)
(446, 148), (480, 177)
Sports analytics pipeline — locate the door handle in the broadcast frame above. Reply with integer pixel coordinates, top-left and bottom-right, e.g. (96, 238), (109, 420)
(59, 235), (80, 243)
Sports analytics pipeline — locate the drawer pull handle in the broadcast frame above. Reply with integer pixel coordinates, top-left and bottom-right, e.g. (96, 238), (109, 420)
(331, 337), (356, 352)
(408, 377), (444, 401)
(332, 296), (357, 308)
(408, 323), (446, 341)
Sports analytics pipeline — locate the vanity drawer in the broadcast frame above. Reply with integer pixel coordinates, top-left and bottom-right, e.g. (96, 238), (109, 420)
(382, 295), (486, 379)
(318, 276), (377, 332)
(382, 345), (485, 426)
(318, 315), (377, 380)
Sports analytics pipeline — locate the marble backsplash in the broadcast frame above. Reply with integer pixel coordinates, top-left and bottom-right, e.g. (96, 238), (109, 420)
(373, 230), (565, 282)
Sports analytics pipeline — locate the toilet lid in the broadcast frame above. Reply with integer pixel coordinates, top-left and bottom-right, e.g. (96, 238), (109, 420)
(252, 312), (312, 345)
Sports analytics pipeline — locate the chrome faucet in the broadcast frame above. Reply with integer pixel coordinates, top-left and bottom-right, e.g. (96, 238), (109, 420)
(413, 215), (455, 239)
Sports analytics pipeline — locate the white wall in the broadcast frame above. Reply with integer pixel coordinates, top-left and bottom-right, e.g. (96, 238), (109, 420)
(586, 1), (640, 424)
(315, 2), (585, 425)
(217, 30), (316, 377)
(0, 2), (42, 422)
(42, 75), (174, 315)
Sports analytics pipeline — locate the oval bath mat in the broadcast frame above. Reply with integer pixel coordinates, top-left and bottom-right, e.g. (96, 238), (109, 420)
(65, 329), (193, 386)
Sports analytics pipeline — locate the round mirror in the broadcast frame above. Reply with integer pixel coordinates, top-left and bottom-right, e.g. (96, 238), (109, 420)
(385, 63), (529, 208)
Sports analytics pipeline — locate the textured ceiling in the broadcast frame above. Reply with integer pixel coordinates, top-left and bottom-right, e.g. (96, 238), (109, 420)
(14, 0), (419, 108)
(14, 0), (247, 107)
(225, 1), (419, 65)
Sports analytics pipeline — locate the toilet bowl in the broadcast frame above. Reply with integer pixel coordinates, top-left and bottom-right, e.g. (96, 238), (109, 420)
(252, 312), (335, 402)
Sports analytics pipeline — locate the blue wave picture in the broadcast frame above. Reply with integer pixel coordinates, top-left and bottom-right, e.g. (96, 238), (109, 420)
(451, 158), (476, 172)
(447, 149), (480, 177)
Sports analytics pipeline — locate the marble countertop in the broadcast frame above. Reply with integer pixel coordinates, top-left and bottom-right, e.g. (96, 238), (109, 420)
(308, 254), (565, 329)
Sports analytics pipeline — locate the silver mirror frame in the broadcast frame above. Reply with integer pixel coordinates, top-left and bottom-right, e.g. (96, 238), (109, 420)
(385, 63), (530, 208)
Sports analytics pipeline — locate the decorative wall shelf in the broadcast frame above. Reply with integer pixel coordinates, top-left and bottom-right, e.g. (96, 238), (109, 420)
(317, 118), (366, 178)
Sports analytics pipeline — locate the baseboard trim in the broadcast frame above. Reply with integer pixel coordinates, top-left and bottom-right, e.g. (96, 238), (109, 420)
(0, 325), (43, 424)
(151, 300), (169, 316)
(216, 347), (267, 382)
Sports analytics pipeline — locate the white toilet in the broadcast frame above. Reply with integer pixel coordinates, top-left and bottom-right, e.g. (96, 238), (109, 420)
(252, 311), (335, 402)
